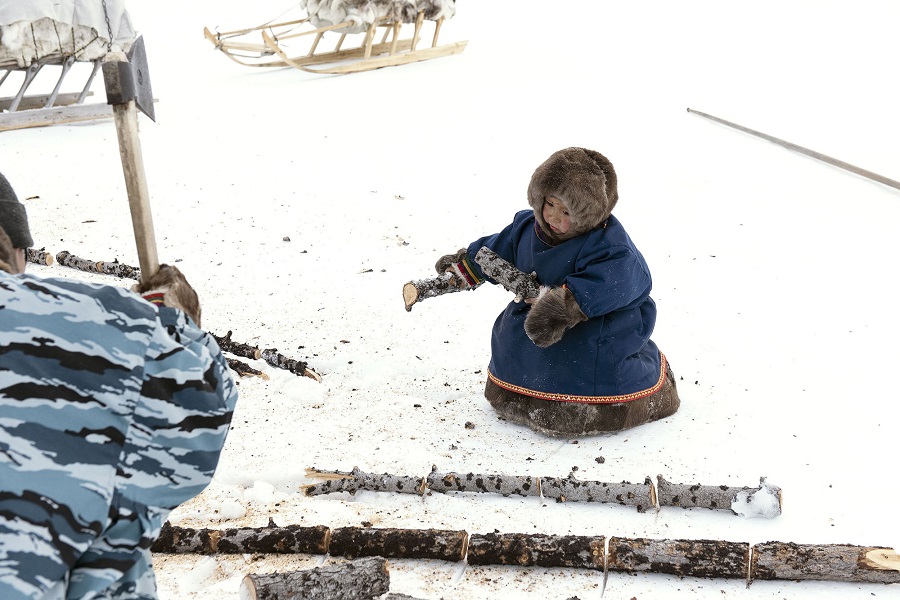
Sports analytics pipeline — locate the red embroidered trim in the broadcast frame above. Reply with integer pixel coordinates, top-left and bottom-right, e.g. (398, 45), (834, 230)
(143, 292), (165, 306)
(488, 353), (668, 404)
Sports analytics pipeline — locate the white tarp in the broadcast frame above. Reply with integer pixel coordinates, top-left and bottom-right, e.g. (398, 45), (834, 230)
(1, 0), (137, 68)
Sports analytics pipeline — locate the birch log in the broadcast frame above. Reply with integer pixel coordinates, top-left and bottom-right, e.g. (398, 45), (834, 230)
(750, 542), (900, 584)
(55, 251), (141, 279)
(467, 532), (605, 569)
(426, 467), (541, 497)
(403, 272), (461, 311)
(226, 358), (270, 379)
(262, 347), (322, 381)
(540, 474), (656, 512)
(25, 248), (53, 265)
(473, 247), (542, 301)
(240, 556), (389, 600)
(213, 330), (262, 360)
(150, 521), (330, 555)
(656, 475), (782, 517)
(328, 527), (468, 562)
(607, 537), (750, 579)
(302, 467), (427, 497)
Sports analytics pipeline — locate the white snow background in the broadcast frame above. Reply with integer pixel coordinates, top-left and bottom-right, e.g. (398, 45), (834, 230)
(2, 1), (899, 598)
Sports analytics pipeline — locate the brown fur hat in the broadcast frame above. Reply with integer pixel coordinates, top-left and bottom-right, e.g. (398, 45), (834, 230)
(528, 147), (618, 241)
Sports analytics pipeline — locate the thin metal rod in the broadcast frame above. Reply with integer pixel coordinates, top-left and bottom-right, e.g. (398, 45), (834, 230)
(687, 108), (900, 192)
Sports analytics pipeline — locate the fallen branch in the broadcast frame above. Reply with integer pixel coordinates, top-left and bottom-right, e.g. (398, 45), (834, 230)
(426, 467), (540, 498)
(329, 526), (468, 562)
(241, 556), (389, 600)
(467, 532), (605, 570)
(473, 246), (542, 301)
(687, 108), (900, 192)
(150, 521), (330, 555)
(750, 542), (900, 584)
(656, 475), (782, 516)
(25, 248), (53, 266)
(402, 272), (462, 312)
(540, 474), (655, 513)
(226, 358), (269, 379)
(212, 330), (262, 360)
(302, 467), (426, 497)
(261, 347), (322, 382)
(55, 250), (141, 279)
(607, 537), (750, 579)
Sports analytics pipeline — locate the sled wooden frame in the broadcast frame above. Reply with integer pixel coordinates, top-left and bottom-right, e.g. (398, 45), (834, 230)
(203, 10), (466, 75)
(0, 56), (111, 131)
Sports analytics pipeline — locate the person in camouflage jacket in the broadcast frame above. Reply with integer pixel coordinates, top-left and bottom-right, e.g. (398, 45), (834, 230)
(0, 171), (239, 599)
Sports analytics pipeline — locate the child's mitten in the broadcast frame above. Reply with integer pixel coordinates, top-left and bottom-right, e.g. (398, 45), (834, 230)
(524, 286), (587, 347)
(132, 264), (202, 327)
(434, 248), (481, 289)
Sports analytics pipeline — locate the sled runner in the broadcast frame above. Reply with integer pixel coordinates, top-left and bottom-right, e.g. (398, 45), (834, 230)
(204, 0), (466, 75)
(0, 0), (138, 131)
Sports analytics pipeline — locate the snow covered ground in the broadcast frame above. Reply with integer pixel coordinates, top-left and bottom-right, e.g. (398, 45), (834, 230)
(2, 1), (899, 598)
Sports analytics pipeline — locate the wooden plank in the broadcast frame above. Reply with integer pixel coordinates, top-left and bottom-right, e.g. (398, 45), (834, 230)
(0, 91), (93, 112)
(301, 41), (467, 74)
(0, 103), (112, 132)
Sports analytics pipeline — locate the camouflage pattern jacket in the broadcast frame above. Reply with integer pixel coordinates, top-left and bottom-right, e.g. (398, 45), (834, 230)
(0, 272), (239, 599)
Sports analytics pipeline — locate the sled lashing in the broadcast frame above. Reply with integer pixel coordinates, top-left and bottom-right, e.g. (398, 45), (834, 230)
(204, 0), (466, 75)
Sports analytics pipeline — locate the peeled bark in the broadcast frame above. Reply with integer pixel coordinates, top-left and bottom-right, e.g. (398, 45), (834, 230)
(750, 542), (900, 584)
(539, 474), (655, 513)
(426, 467), (540, 497)
(328, 527), (468, 562)
(656, 475), (782, 517)
(607, 536), (750, 579)
(55, 250), (140, 279)
(150, 521), (330, 555)
(25, 247), (53, 265)
(302, 467), (427, 497)
(240, 556), (389, 600)
(467, 532), (605, 570)
(403, 272), (461, 311)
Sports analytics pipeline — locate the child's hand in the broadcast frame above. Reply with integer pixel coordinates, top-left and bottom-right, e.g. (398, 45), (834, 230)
(435, 248), (477, 290)
(524, 286), (587, 347)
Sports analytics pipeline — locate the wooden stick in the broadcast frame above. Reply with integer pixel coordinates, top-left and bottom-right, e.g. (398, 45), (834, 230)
(687, 108), (900, 192)
(261, 347), (322, 381)
(211, 330), (262, 360)
(54, 251), (141, 279)
(328, 526), (468, 562)
(302, 466), (427, 497)
(474, 246), (542, 301)
(426, 467), (540, 498)
(225, 358), (269, 379)
(241, 556), (389, 600)
(608, 537), (750, 579)
(104, 52), (160, 283)
(656, 475), (782, 517)
(25, 248), (53, 266)
(0, 102), (112, 132)
(750, 542), (900, 584)
(403, 272), (461, 311)
(150, 521), (330, 555)
(540, 474), (656, 513)
(467, 532), (605, 570)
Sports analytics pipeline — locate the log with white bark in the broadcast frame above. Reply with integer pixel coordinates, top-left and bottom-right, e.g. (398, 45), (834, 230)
(262, 347), (322, 382)
(240, 556), (389, 600)
(540, 474), (656, 513)
(426, 467), (540, 497)
(213, 330), (262, 360)
(226, 358), (270, 379)
(473, 246), (542, 301)
(656, 475), (782, 517)
(150, 521), (330, 555)
(403, 272), (462, 311)
(25, 248), (53, 266)
(55, 250), (141, 279)
(750, 542), (900, 584)
(467, 532), (605, 569)
(302, 467), (427, 497)
(328, 526), (468, 562)
(607, 536), (750, 579)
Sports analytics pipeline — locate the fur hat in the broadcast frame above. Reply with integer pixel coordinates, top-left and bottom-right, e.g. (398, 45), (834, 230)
(528, 147), (618, 241)
(0, 172), (34, 249)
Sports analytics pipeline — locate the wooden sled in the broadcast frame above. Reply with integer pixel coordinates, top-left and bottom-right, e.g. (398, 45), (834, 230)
(204, 5), (467, 75)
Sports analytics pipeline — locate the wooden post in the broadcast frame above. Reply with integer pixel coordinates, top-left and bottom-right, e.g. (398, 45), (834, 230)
(102, 51), (159, 283)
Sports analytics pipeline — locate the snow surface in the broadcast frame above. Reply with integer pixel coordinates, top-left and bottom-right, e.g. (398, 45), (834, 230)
(2, 1), (900, 598)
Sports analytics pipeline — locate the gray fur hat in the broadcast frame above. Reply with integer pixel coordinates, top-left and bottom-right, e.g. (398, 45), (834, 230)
(0, 172), (33, 249)
(528, 147), (618, 241)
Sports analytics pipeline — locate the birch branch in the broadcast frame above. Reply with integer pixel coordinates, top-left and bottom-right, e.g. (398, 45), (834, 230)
(55, 250), (141, 279)
(750, 542), (900, 584)
(329, 526), (468, 562)
(467, 532), (605, 569)
(608, 536), (750, 579)
(302, 466), (427, 497)
(25, 247), (53, 266)
(241, 556), (389, 600)
(150, 521), (330, 555)
(656, 475), (782, 517)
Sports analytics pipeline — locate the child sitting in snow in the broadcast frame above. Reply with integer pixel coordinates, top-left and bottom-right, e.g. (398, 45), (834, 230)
(435, 147), (680, 436)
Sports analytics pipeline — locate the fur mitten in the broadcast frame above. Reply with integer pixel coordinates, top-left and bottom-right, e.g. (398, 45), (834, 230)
(524, 286), (587, 347)
(132, 264), (202, 327)
(435, 248), (482, 290)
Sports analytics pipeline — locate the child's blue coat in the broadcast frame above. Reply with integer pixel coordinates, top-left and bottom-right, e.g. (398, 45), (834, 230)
(467, 210), (666, 403)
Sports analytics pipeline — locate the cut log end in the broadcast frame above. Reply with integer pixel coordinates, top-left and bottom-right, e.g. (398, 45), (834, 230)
(863, 548), (900, 572)
(403, 282), (419, 311)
